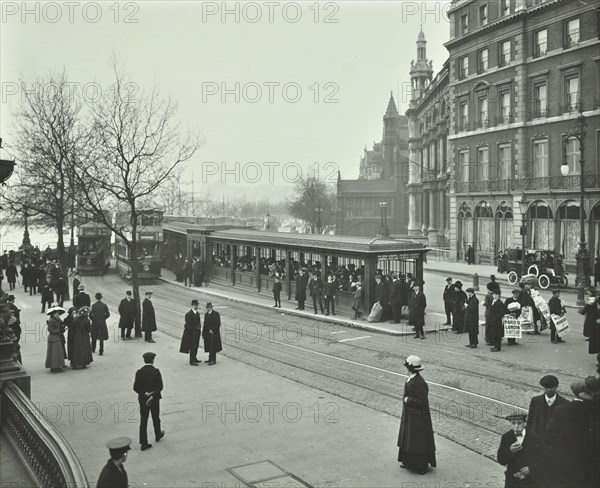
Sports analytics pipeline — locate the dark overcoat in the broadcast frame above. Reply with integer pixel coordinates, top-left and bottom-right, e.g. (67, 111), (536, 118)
(203, 310), (222, 353)
(118, 298), (136, 329)
(309, 277), (324, 297)
(579, 301), (599, 339)
(375, 281), (388, 304)
(497, 429), (544, 488)
(6, 264), (17, 282)
(453, 289), (467, 328)
(411, 291), (426, 327)
(89, 301), (110, 341)
(397, 374), (436, 462)
(179, 309), (201, 353)
(464, 294), (479, 334)
(295, 273), (308, 301)
(142, 298), (157, 332)
(133, 364), (163, 402)
(97, 460), (128, 488)
(74, 292), (91, 309)
(70, 315), (93, 367)
(527, 394), (569, 440)
(488, 299), (506, 337)
(389, 280), (402, 304)
(399, 281), (410, 306)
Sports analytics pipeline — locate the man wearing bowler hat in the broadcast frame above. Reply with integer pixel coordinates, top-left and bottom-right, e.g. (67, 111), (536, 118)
(142, 291), (156, 343)
(133, 352), (164, 451)
(180, 299), (201, 365)
(411, 281), (427, 340)
(118, 291), (136, 340)
(527, 375), (568, 441)
(97, 436), (131, 488)
(497, 412), (543, 487)
(203, 302), (222, 365)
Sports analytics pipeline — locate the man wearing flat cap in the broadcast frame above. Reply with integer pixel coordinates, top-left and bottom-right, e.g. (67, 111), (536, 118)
(545, 377), (600, 487)
(527, 375), (568, 440)
(142, 291), (157, 343)
(133, 352), (164, 451)
(442, 277), (455, 326)
(497, 411), (543, 487)
(203, 302), (222, 365)
(97, 436), (131, 488)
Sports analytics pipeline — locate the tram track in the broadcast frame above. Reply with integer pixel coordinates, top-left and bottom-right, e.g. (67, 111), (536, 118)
(87, 274), (564, 460)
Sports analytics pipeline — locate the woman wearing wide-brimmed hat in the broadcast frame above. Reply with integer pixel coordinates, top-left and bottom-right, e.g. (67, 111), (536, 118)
(397, 355), (436, 475)
(45, 306), (67, 372)
(452, 281), (467, 333)
(70, 307), (93, 369)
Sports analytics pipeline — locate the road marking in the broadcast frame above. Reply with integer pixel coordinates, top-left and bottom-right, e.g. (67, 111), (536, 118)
(329, 331), (347, 335)
(338, 335), (371, 342)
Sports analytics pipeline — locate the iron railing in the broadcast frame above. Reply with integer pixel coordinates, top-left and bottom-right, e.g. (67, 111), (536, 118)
(455, 175), (599, 193)
(2, 381), (89, 488)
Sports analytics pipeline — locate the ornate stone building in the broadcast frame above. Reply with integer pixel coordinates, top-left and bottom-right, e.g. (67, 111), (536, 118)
(336, 95), (410, 237)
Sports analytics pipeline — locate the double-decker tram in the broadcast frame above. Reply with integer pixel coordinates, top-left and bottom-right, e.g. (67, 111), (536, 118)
(76, 218), (112, 275)
(115, 209), (163, 281)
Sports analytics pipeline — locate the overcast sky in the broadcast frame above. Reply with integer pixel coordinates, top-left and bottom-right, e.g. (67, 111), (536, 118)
(1, 1), (451, 203)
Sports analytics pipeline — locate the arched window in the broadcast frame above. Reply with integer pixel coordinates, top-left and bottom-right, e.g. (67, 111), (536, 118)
(458, 202), (473, 258)
(475, 202), (494, 257)
(496, 202), (514, 252)
(527, 200), (554, 250)
(557, 200), (586, 261)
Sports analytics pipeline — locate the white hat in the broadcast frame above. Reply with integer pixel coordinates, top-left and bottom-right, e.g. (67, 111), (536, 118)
(46, 306), (66, 316)
(404, 355), (424, 371)
(507, 302), (521, 312)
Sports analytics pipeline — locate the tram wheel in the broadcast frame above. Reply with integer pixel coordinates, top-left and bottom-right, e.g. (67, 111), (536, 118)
(538, 275), (550, 289)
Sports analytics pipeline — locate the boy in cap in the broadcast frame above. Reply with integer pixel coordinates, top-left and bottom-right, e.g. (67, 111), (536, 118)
(497, 412), (543, 487)
(548, 289), (566, 344)
(527, 375), (568, 440)
(97, 436), (131, 488)
(133, 352), (164, 451)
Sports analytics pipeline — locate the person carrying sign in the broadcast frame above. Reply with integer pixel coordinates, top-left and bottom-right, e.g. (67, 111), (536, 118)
(504, 289), (522, 346)
(548, 290), (566, 344)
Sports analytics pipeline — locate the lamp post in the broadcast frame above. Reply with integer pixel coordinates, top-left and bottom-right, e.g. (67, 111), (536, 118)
(377, 201), (390, 238)
(518, 195), (529, 277)
(315, 206), (323, 234)
(560, 109), (589, 306)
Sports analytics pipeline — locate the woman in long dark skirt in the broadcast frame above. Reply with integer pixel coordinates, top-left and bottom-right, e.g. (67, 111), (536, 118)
(64, 307), (77, 361)
(397, 355), (436, 475)
(70, 307), (93, 369)
(45, 307), (67, 372)
(579, 289), (600, 355)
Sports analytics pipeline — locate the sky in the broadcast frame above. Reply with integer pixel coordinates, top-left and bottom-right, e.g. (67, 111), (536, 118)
(1, 0), (452, 204)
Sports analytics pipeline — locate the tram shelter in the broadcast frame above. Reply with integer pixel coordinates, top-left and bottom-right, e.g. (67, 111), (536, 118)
(207, 229), (429, 314)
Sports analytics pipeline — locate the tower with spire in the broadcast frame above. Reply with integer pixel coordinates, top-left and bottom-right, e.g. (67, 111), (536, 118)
(382, 92), (400, 180)
(410, 26), (434, 102)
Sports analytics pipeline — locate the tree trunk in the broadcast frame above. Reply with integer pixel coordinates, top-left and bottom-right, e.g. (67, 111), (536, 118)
(130, 212), (142, 338)
(56, 218), (70, 301)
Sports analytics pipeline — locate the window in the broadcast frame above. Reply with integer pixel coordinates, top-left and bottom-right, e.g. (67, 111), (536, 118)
(477, 147), (489, 181)
(565, 75), (579, 111)
(459, 150), (469, 182)
(533, 82), (547, 117)
(459, 101), (468, 130)
(461, 14), (468, 34)
(533, 139), (549, 177)
(498, 144), (512, 179)
(480, 5), (487, 25)
(499, 91), (511, 123)
(479, 98), (488, 127)
(565, 18), (580, 47)
(460, 55), (469, 79)
(565, 137), (580, 175)
(478, 49), (488, 72)
(501, 0), (510, 16)
(535, 29), (547, 57)
(500, 40), (511, 66)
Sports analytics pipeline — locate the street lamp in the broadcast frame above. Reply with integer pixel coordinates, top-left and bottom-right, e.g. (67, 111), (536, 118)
(560, 109), (590, 306)
(315, 206), (323, 234)
(377, 201), (390, 238)
(518, 195), (529, 277)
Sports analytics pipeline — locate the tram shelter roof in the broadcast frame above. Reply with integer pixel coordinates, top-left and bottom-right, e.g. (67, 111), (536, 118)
(209, 229), (429, 257)
(163, 222), (250, 236)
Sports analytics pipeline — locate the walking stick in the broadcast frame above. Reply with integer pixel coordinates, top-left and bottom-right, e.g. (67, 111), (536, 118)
(209, 330), (214, 363)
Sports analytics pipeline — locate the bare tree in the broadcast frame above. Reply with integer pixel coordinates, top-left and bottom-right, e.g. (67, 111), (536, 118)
(74, 63), (202, 337)
(287, 175), (336, 233)
(1, 71), (84, 296)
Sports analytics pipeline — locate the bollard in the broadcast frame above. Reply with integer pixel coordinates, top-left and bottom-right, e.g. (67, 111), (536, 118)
(473, 273), (480, 291)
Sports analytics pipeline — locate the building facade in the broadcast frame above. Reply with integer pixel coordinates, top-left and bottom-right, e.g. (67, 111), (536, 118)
(404, 0), (599, 270)
(336, 95), (410, 237)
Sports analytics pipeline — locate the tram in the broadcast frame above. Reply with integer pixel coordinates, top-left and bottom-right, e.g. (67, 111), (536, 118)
(76, 219), (112, 275)
(114, 209), (163, 281)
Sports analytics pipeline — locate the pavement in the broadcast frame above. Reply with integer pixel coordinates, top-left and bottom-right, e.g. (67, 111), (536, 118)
(10, 278), (505, 488)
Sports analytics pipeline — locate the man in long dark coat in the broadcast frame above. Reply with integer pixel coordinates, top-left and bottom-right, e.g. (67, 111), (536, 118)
(53, 275), (68, 307)
(464, 287), (479, 348)
(73, 284), (91, 309)
(203, 302), (222, 365)
(452, 281), (467, 333)
(374, 275), (388, 322)
(295, 269), (308, 310)
(180, 299), (201, 365)
(97, 437), (131, 488)
(497, 412), (544, 488)
(309, 273), (324, 315)
(389, 273), (403, 324)
(397, 355), (436, 474)
(442, 277), (455, 326)
(6, 261), (17, 291)
(412, 282), (427, 340)
(142, 291), (157, 343)
(133, 352), (164, 451)
(89, 292), (110, 355)
(489, 289), (505, 352)
(118, 291), (136, 340)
